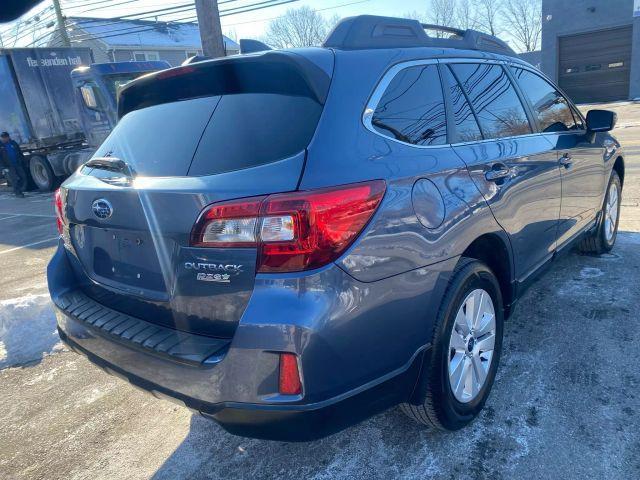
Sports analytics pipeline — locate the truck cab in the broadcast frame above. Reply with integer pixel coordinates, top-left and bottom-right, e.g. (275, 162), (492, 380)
(70, 61), (169, 148)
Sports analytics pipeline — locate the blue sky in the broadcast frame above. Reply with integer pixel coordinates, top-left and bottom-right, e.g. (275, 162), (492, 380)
(1, 0), (431, 45)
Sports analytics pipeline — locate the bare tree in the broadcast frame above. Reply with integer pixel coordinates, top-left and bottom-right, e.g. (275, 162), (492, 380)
(474, 0), (502, 36)
(403, 10), (427, 23)
(264, 6), (329, 48)
(427, 0), (457, 36)
(455, 1), (478, 30)
(502, 0), (542, 52)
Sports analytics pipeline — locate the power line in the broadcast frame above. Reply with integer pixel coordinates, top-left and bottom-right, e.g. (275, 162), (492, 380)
(63, 0), (300, 44)
(222, 0), (370, 27)
(5, 10), (58, 46)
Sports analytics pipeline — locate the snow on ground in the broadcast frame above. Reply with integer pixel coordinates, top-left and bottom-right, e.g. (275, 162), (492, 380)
(0, 294), (64, 369)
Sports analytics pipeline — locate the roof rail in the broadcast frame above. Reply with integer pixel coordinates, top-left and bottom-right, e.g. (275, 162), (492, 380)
(322, 15), (516, 57)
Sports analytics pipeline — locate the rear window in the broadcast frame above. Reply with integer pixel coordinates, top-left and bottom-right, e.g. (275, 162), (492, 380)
(94, 52), (330, 177)
(95, 97), (219, 177)
(189, 93), (322, 176)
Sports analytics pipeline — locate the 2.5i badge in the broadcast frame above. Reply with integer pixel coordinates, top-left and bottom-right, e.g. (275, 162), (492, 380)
(184, 262), (243, 284)
(196, 272), (231, 283)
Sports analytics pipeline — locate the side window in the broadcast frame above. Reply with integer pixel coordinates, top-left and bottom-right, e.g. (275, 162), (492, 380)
(450, 63), (532, 139)
(371, 64), (447, 146)
(440, 65), (483, 142)
(510, 67), (578, 132)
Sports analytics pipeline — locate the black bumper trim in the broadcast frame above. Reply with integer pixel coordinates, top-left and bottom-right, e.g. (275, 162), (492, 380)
(53, 289), (230, 366)
(58, 328), (428, 442)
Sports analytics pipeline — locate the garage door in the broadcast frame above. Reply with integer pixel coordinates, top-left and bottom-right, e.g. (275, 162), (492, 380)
(558, 26), (632, 103)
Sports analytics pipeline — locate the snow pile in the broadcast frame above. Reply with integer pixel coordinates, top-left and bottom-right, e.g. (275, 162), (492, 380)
(0, 294), (64, 369)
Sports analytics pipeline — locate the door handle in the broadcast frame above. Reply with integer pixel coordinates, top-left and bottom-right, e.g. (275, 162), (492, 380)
(559, 154), (573, 169)
(485, 164), (512, 182)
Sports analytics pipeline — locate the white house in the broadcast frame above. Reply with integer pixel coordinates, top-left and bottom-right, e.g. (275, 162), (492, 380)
(48, 16), (240, 66)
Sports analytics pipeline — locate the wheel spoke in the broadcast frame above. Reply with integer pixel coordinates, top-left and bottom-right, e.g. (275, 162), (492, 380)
(464, 291), (479, 331)
(450, 329), (466, 351)
(472, 355), (487, 387)
(455, 309), (470, 337)
(473, 291), (488, 330)
(476, 332), (495, 353)
(476, 312), (494, 337)
(463, 358), (474, 398)
(452, 356), (468, 398)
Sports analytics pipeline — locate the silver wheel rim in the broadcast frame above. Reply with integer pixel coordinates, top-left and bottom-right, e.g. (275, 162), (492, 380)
(604, 182), (619, 243)
(448, 289), (496, 403)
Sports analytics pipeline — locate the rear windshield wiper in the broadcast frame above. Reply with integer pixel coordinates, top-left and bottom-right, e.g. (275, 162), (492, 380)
(85, 156), (136, 178)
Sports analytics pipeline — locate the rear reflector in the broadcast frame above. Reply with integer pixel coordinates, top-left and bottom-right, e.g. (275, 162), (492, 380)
(278, 353), (302, 395)
(190, 180), (386, 273)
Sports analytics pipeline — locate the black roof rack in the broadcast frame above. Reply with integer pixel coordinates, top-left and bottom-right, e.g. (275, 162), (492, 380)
(322, 15), (516, 57)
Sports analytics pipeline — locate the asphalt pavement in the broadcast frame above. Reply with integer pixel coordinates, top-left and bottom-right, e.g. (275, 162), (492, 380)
(1, 102), (640, 479)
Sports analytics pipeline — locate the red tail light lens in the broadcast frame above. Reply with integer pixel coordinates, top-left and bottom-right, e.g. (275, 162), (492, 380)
(258, 181), (386, 272)
(190, 180), (386, 273)
(278, 353), (302, 395)
(54, 188), (64, 235)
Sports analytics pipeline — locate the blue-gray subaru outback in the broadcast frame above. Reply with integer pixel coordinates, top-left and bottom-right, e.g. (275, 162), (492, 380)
(48, 16), (625, 441)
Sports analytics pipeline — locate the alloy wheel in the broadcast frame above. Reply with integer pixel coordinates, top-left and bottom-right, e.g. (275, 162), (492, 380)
(448, 289), (496, 403)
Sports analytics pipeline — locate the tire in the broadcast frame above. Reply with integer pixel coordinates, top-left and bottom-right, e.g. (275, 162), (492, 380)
(578, 170), (622, 254)
(401, 257), (504, 430)
(29, 155), (58, 192)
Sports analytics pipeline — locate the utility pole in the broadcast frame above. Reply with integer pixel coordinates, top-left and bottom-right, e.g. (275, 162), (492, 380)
(195, 0), (226, 58)
(52, 0), (70, 47)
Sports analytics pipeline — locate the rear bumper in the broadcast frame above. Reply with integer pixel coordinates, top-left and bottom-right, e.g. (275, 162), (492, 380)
(57, 316), (426, 442)
(49, 242), (451, 441)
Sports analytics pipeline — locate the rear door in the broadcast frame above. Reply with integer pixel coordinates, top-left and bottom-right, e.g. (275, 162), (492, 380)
(61, 51), (333, 339)
(510, 66), (605, 247)
(445, 62), (562, 282)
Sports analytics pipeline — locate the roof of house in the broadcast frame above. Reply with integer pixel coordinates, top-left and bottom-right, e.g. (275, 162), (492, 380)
(66, 16), (239, 51)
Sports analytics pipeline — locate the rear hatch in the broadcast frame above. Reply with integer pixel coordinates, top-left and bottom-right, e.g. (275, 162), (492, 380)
(60, 50), (334, 338)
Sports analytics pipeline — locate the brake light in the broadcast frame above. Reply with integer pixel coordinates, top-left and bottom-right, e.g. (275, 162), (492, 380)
(278, 353), (302, 395)
(54, 188), (64, 235)
(190, 180), (386, 273)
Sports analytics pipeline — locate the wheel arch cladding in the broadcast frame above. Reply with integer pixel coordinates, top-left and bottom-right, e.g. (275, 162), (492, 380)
(460, 233), (514, 318)
(613, 156), (625, 186)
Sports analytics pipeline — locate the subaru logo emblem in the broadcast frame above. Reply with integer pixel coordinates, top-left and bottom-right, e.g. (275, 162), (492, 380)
(92, 199), (113, 219)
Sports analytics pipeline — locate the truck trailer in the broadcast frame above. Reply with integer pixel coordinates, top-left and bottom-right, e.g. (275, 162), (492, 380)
(0, 47), (168, 191)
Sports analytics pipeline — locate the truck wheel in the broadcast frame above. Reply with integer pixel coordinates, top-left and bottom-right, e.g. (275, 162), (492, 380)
(29, 155), (58, 192)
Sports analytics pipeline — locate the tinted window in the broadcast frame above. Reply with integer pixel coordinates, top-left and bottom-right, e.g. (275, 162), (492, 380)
(189, 94), (322, 176)
(450, 63), (532, 139)
(96, 97), (218, 177)
(100, 54), (330, 177)
(441, 66), (483, 142)
(371, 65), (446, 146)
(511, 67), (578, 133)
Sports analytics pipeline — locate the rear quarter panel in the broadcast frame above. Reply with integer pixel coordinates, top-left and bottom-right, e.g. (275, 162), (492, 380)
(302, 49), (511, 282)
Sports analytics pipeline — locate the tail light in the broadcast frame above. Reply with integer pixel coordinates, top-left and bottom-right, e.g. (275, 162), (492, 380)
(278, 353), (302, 395)
(190, 180), (386, 273)
(54, 188), (65, 235)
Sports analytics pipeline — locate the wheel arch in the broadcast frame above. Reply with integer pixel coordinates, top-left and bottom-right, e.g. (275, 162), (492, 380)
(459, 232), (515, 319)
(613, 155), (625, 187)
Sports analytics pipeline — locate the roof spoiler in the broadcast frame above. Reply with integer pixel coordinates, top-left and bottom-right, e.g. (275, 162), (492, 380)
(240, 39), (272, 54)
(322, 15), (516, 57)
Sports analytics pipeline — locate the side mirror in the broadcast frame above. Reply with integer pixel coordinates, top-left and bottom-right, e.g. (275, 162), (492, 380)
(586, 109), (617, 132)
